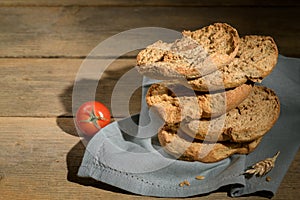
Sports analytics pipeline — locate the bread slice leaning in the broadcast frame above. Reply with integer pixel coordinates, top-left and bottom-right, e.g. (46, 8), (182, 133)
(180, 85), (280, 142)
(136, 23), (240, 79)
(146, 82), (252, 123)
(158, 124), (262, 163)
(186, 35), (278, 91)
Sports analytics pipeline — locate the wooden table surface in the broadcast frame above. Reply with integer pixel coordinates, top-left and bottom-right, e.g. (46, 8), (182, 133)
(0, 1), (299, 199)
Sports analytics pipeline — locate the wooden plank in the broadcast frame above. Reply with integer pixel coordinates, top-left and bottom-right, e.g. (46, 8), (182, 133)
(0, 7), (299, 58)
(0, 117), (299, 199)
(0, 117), (145, 200)
(0, 0), (299, 7)
(0, 58), (142, 118)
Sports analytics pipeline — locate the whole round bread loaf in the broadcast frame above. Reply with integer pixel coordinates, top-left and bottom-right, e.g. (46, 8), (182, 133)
(180, 85), (280, 142)
(146, 81), (252, 123)
(186, 35), (278, 91)
(158, 124), (262, 163)
(136, 23), (240, 79)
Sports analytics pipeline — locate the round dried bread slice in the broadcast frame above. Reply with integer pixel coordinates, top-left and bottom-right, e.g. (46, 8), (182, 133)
(146, 81), (252, 123)
(180, 85), (280, 142)
(186, 35), (278, 91)
(158, 124), (262, 163)
(136, 23), (240, 79)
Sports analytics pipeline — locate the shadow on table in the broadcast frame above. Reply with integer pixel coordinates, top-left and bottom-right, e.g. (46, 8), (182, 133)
(56, 61), (136, 136)
(66, 140), (133, 194)
(56, 63), (138, 195)
(56, 84), (133, 194)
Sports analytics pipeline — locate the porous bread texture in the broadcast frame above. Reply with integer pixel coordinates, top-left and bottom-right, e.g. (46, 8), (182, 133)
(180, 85), (280, 142)
(136, 23), (240, 79)
(158, 124), (262, 163)
(187, 35), (278, 91)
(146, 82), (252, 123)
(182, 22), (240, 68)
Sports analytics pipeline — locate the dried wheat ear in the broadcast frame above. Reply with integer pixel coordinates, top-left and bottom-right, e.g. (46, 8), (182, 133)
(244, 151), (280, 177)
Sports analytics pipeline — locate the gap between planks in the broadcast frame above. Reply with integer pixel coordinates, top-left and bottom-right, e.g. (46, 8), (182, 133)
(0, 58), (141, 118)
(0, 116), (299, 200)
(0, 0), (299, 7)
(0, 6), (299, 58)
(0, 55), (137, 59)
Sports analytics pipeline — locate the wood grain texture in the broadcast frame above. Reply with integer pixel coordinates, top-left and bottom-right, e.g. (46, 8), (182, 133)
(0, 1), (299, 199)
(0, 7), (299, 58)
(0, 0), (299, 7)
(0, 117), (299, 200)
(0, 58), (141, 118)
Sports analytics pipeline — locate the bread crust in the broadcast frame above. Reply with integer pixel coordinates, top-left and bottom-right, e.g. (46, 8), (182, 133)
(158, 124), (262, 163)
(146, 82), (252, 123)
(137, 23), (240, 79)
(187, 35), (278, 91)
(137, 24), (280, 163)
(181, 85), (280, 142)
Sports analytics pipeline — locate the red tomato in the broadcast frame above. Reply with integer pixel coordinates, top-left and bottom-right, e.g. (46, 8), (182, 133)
(75, 101), (111, 136)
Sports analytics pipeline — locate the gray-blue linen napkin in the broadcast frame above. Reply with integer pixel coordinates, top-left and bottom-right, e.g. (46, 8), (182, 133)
(77, 55), (300, 197)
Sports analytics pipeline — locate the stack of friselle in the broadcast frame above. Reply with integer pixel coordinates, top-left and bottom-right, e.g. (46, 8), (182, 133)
(136, 23), (280, 163)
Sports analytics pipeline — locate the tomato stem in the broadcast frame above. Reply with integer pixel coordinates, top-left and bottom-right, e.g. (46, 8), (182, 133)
(80, 108), (107, 129)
